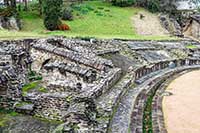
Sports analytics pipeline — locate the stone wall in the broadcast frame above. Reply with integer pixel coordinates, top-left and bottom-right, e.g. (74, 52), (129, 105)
(191, 20), (200, 39)
(0, 16), (21, 30)
(0, 37), (200, 132)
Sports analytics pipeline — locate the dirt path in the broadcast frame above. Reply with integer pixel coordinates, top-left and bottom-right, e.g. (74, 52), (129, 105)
(163, 70), (200, 133)
(132, 10), (169, 36)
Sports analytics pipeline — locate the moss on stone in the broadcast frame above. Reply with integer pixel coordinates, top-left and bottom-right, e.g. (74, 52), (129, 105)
(28, 71), (43, 81)
(22, 81), (40, 96)
(186, 44), (198, 49)
(66, 96), (73, 103)
(0, 108), (19, 127)
(38, 87), (48, 93)
(15, 101), (32, 107)
(34, 114), (63, 124)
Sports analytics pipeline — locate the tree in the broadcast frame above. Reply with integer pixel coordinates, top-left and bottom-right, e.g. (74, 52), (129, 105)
(3, 0), (9, 7)
(38, 0), (42, 15)
(147, 0), (160, 12)
(3, 0), (17, 9)
(42, 0), (63, 31)
(111, 0), (136, 7)
(23, 0), (28, 11)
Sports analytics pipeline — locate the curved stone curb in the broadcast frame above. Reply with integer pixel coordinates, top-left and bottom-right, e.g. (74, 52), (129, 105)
(152, 70), (193, 133)
(109, 65), (200, 133)
(131, 66), (200, 133)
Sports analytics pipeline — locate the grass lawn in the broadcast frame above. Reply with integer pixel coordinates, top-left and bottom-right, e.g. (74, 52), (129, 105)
(0, 1), (176, 40)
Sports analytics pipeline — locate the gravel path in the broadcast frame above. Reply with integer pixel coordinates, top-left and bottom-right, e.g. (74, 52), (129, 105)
(132, 10), (169, 36)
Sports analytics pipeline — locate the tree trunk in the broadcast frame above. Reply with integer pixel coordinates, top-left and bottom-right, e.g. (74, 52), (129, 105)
(10, 0), (17, 9)
(39, 0), (42, 15)
(4, 0), (9, 7)
(23, 0), (28, 11)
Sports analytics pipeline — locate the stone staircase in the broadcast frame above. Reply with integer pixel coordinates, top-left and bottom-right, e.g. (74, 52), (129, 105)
(95, 73), (134, 132)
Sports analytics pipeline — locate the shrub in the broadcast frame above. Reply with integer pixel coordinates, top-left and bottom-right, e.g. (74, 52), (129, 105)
(147, 0), (160, 13)
(42, 0), (63, 31)
(62, 7), (73, 21)
(111, 0), (136, 7)
(58, 23), (70, 31)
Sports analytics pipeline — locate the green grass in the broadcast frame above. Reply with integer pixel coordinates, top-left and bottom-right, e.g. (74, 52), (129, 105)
(38, 87), (48, 93)
(22, 81), (40, 96)
(0, 108), (19, 127)
(0, 1), (176, 40)
(186, 44), (198, 49)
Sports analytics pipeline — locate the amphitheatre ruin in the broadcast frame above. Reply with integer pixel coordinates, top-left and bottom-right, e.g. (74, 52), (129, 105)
(0, 36), (200, 132)
(1, 0), (200, 132)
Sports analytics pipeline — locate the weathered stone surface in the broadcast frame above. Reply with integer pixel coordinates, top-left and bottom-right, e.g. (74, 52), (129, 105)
(15, 103), (34, 114)
(0, 37), (200, 132)
(0, 16), (21, 31)
(160, 14), (183, 37)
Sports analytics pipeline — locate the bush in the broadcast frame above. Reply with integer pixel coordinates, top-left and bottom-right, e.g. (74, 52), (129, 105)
(111, 0), (136, 7)
(62, 7), (73, 21)
(42, 0), (63, 31)
(58, 23), (70, 31)
(147, 0), (160, 13)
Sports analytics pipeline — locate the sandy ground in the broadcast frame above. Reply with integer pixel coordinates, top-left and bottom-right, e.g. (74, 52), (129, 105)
(163, 70), (200, 133)
(132, 11), (169, 36)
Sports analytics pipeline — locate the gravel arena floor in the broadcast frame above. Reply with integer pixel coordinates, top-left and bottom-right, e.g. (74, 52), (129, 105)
(163, 70), (200, 133)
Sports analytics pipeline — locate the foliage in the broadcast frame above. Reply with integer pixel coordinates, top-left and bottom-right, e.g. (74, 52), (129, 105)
(143, 94), (154, 133)
(0, 7), (17, 17)
(0, 108), (19, 128)
(111, 0), (136, 7)
(62, 7), (73, 21)
(135, 0), (147, 7)
(186, 44), (198, 49)
(38, 87), (48, 93)
(58, 23), (70, 31)
(0, 108), (19, 127)
(71, 3), (94, 15)
(42, 0), (63, 30)
(27, 1), (41, 12)
(0, 1), (175, 40)
(28, 71), (43, 81)
(22, 81), (40, 93)
(146, 0), (160, 13)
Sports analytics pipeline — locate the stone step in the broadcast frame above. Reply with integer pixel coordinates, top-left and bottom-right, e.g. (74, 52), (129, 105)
(44, 62), (97, 83)
(14, 103), (34, 115)
(95, 73), (134, 132)
(109, 64), (200, 133)
(79, 68), (122, 99)
(32, 41), (113, 71)
(135, 68), (170, 84)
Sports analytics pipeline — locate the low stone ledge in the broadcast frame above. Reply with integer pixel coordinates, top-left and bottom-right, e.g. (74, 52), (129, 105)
(96, 73), (134, 132)
(109, 65), (200, 133)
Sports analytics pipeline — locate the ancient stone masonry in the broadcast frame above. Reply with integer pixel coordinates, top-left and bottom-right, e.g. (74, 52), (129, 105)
(0, 16), (21, 31)
(1, 37), (200, 132)
(32, 38), (113, 71)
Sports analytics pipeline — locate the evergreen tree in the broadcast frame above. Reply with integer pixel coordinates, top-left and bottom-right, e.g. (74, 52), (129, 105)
(42, 0), (63, 31)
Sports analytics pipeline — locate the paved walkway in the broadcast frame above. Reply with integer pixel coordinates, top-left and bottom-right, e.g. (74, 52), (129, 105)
(163, 70), (200, 133)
